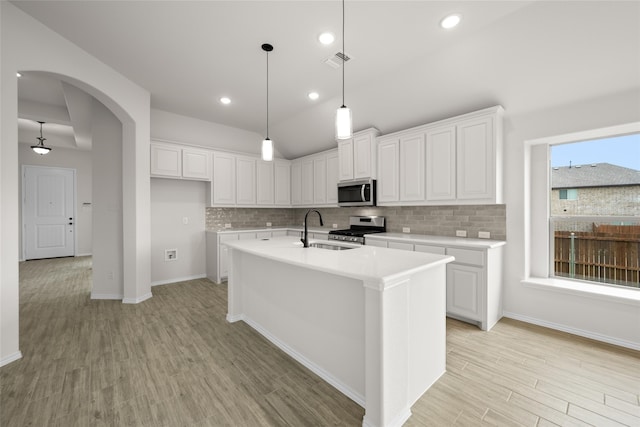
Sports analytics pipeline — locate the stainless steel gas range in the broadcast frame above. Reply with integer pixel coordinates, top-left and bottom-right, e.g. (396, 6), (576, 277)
(327, 216), (386, 245)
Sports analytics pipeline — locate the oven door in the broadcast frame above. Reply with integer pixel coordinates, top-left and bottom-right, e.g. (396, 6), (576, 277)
(337, 179), (376, 206)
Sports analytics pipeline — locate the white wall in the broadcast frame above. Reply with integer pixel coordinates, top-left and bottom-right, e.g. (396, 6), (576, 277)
(91, 99), (124, 299)
(503, 89), (640, 349)
(1, 2), (151, 366)
(18, 145), (93, 258)
(151, 108), (281, 157)
(150, 179), (206, 285)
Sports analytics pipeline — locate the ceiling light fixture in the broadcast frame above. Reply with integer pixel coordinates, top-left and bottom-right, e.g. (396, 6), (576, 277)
(318, 32), (335, 45)
(440, 14), (461, 29)
(261, 43), (274, 162)
(335, 0), (352, 140)
(220, 97), (231, 105)
(16, 72), (22, 78)
(308, 92), (319, 101)
(31, 121), (52, 155)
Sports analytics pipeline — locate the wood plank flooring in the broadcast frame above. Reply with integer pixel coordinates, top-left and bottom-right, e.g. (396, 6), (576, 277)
(1, 256), (639, 426)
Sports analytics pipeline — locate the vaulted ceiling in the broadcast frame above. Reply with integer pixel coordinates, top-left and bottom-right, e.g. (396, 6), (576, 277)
(13, 1), (640, 158)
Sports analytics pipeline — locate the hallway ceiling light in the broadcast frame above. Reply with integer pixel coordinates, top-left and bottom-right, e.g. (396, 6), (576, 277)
(220, 97), (231, 105)
(440, 14), (461, 29)
(261, 43), (274, 162)
(308, 92), (319, 100)
(335, 0), (352, 140)
(31, 121), (52, 155)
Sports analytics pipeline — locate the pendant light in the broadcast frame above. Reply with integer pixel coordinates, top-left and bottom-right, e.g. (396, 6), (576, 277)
(261, 43), (274, 162)
(335, 0), (352, 140)
(31, 121), (52, 155)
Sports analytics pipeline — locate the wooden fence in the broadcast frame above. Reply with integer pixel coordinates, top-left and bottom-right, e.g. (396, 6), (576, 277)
(554, 225), (640, 288)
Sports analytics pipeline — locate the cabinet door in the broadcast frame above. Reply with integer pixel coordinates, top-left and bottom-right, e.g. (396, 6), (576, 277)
(353, 133), (374, 179)
(365, 239), (387, 248)
(256, 160), (274, 205)
(274, 160), (291, 206)
(291, 161), (302, 206)
(212, 152), (236, 205)
(457, 116), (494, 200)
(314, 156), (327, 205)
(399, 132), (425, 201)
(182, 148), (211, 180)
(426, 125), (456, 201)
(326, 152), (339, 204)
(219, 233), (239, 279)
(414, 244), (446, 255)
(377, 140), (400, 203)
(151, 144), (182, 177)
(446, 263), (483, 321)
(338, 139), (354, 181)
(388, 241), (413, 251)
(301, 159), (314, 205)
(236, 156), (256, 205)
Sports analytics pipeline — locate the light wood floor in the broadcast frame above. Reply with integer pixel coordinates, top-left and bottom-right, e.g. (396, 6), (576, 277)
(1, 257), (639, 426)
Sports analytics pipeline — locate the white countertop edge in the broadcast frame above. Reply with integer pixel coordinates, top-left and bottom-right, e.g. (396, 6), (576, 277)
(225, 238), (454, 290)
(207, 226), (330, 234)
(365, 232), (506, 249)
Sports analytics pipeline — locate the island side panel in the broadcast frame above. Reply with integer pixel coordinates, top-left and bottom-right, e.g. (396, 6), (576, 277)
(227, 250), (366, 404)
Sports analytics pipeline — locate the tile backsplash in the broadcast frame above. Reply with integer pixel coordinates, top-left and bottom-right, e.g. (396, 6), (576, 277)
(206, 205), (506, 240)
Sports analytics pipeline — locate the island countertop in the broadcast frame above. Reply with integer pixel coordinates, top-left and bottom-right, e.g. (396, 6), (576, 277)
(224, 236), (454, 289)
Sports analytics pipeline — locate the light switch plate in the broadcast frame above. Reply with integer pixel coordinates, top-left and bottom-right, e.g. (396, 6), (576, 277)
(402, 227), (410, 233)
(456, 230), (467, 237)
(478, 231), (491, 239)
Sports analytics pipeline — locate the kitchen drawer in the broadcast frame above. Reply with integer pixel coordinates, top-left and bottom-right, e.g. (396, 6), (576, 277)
(256, 231), (272, 239)
(366, 239), (387, 248)
(446, 247), (484, 267)
(414, 244), (446, 255)
(271, 230), (288, 237)
(238, 232), (257, 240)
(388, 241), (414, 251)
(311, 233), (329, 241)
(220, 233), (239, 243)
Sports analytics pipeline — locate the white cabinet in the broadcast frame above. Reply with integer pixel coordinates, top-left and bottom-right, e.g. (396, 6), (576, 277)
(425, 125), (456, 201)
(366, 239), (388, 248)
(456, 115), (495, 201)
(236, 156), (256, 205)
(212, 152), (236, 205)
(399, 132), (426, 202)
(274, 160), (291, 206)
(389, 241), (413, 251)
(301, 159), (314, 205)
(207, 232), (239, 284)
(313, 156), (327, 205)
(377, 139), (400, 203)
(291, 161), (302, 206)
(446, 264), (483, 322)
(151, 142), (211, 181)
(256, 160), (274, 205)
(338, 128), (379, 181)
(326, 151), (339, 204)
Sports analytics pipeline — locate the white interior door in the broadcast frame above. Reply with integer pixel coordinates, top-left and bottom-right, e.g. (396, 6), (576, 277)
(23, 166), (76, 260)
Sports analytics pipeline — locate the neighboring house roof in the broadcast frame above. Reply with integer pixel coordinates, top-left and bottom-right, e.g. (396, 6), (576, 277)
(551, 163), (640, 189)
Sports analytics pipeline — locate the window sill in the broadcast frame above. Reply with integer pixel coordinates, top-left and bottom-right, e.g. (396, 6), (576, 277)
(521, 277), (640, 307)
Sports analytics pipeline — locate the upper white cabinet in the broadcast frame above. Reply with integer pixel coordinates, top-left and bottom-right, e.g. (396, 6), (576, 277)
(151, 142), (211, 181)
(212, 152), (236, 205)
(236, 156), (256, 205)
(326, 151), (339, 204)
(291, 149), (339, 208)
(377, 106), (504, 206)
(291, 161), (302, 206)
(338, 128), (380, 181)
(256, 160), (274, 205)
(313, 156), (327, 205)
(301, 158), (314, 205)
(274, 160), (291, 206)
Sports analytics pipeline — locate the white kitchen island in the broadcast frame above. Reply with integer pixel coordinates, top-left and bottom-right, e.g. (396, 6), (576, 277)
(225, 236), (454, 427)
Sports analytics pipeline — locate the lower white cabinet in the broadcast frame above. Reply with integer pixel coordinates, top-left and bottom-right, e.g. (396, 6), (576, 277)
(365, 235), (504, 330)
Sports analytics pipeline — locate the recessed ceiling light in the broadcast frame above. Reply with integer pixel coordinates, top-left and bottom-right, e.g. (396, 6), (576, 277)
(308, 92), (319, 101)
(220, 97), (231, 105)
(16, 72), (22, 77)
(318, 32), (335, 45)
(440, 14), (461, 29)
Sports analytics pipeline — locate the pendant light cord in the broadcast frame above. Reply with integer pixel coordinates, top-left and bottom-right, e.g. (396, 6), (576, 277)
(342, 0), (345, 107)
(266, 49), (269, 139)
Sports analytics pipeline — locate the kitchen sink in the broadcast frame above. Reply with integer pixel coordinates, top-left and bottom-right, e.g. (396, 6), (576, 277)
(308, 242), (356, 251)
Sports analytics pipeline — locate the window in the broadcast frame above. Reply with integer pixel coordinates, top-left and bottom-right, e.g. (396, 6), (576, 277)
(549, 134), (640, 289)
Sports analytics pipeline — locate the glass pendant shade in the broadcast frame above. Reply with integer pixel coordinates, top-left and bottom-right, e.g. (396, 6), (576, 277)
(31, 144), (52, 155)
(335, 105), (353, 140)
(262, 138), (274, 161)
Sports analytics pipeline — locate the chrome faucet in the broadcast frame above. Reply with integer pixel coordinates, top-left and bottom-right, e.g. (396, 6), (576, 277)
(301, 209), (324, 248)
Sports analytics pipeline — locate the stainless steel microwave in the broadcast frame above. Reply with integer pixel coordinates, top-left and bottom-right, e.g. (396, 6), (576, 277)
(337, 179), (376, 207)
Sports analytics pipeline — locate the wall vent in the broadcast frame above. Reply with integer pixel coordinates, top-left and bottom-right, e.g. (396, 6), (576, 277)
(324, 51), (352, 69)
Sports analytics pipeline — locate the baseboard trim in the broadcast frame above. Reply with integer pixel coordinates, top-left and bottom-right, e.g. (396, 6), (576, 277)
(123, 292), (153, 304)
(241, 315), (365, 408)
(0, 351), (23, 367)
(75, 253), (92, 257)
(502, 311), (640, 351)
(226, 313), (244, 323)
(151, 274), (206, 287)
(91, 293), (124, 300)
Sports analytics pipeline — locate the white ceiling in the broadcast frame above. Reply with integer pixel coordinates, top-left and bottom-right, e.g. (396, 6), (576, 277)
(12, 1), (640, 158)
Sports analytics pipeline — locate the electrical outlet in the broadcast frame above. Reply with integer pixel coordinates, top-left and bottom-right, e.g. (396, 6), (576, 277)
(224, 223), (232, 228)
(182, 216), (189, 225)
(165, 249), (177, 261)
(402, 227), (410, 233)
(456, 230), (467, 237)
(332, 224), (338, 229)
(107, 271), (114, 280)
(478, 231), (491, 239)
(266, 222), (272, 227)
